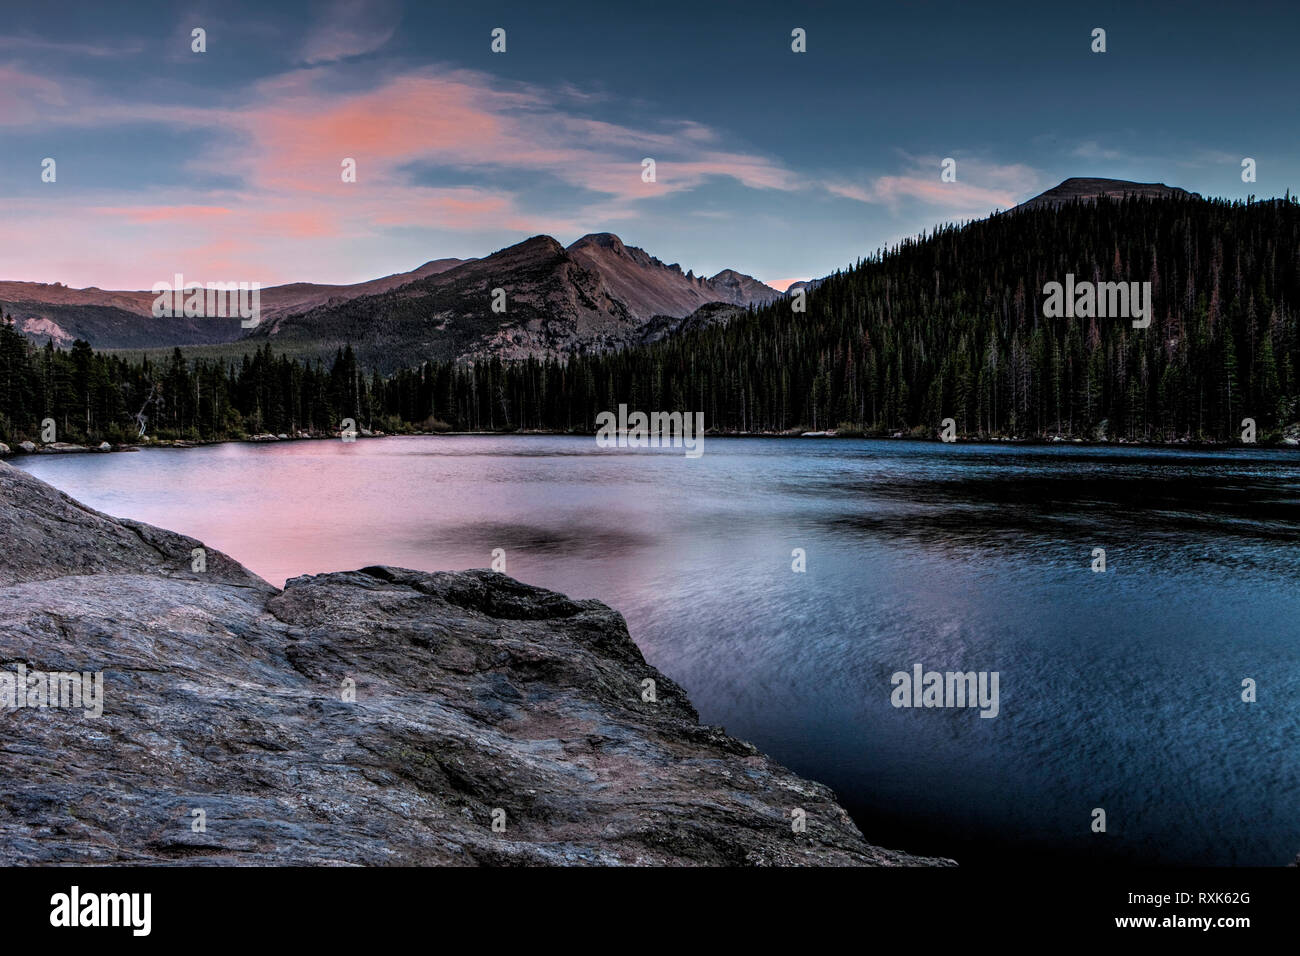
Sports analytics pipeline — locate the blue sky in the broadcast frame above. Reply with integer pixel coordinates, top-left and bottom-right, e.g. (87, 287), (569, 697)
(1, 0), (1296, 289)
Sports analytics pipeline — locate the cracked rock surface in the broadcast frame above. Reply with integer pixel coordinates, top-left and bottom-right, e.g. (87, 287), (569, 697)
(0, 462), (949, 865)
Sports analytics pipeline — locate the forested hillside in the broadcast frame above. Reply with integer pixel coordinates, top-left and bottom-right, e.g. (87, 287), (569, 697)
(429, 192), (1299, 440)
(3, 192), (1297, 445)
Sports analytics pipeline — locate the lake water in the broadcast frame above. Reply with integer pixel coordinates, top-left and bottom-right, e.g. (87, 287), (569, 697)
(14, 436), (1300, 865)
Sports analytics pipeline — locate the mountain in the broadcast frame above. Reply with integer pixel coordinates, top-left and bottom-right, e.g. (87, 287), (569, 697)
(566, 233), (780, 320)
(784, 278), (826, 296)
(250, 235), (637, 368)
(670, 179), (1203, 304)
(2, 234), (777, 368)
(1013, 177), (1201, 211)
(359, 187), (1295, 443)
(0, 258), (470, 350)
(248, 234), (780, 371)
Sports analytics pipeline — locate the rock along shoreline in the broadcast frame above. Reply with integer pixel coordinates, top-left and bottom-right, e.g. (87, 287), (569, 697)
(0, 461), (950, 866)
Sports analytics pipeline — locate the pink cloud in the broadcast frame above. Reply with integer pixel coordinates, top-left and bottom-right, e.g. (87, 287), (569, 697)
(0, 66), (66, 122)
(368, 190), (513, 229)
(872, 175), (1016, 211)
(0, 62), (857, 287)
(826, 159), (1040, 216)
(242, 72), (518, 194)
(94, 205), (234, 223)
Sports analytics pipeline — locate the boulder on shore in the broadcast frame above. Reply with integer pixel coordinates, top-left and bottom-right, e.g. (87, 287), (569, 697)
(0, 461), (948, 866)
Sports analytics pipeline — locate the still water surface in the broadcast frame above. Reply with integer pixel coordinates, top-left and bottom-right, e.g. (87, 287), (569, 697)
(16, 436), (1300, 864)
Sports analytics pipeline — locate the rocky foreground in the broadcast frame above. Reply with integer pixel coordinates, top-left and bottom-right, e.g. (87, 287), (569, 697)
(0, 462), (946, 865)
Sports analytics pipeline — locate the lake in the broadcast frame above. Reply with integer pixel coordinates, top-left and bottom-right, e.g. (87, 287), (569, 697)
(14, 436), (1300, 865)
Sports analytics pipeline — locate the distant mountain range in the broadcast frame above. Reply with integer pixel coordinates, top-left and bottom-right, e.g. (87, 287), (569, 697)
(0, 258), (471, 351)
(246, 233), (781, 369)
(0, 234), (780, 370)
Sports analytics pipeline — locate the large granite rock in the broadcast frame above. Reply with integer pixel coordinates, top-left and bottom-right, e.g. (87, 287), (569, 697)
(0, 462), (947, 865)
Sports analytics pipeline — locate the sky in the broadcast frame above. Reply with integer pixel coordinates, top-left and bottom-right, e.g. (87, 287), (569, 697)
(1, 0), (1297, 290)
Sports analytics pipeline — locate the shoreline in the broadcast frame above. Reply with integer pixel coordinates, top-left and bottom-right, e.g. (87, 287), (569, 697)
(3, 428), (1298, 457)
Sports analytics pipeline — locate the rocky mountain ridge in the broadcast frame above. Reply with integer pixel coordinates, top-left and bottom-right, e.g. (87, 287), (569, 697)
(2, 233), (777, 365)
(246, 234), (780, 369)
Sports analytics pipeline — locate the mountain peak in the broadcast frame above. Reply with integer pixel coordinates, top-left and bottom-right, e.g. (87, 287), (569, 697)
(509, 235), (566, 255)
(1015, 177), (1200, 211)
(569, 233), (627, 254)
(564, 234), (782, 322)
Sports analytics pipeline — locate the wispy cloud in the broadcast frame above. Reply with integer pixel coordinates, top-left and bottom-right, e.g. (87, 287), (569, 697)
(298, 0), (402, 64)
(826, 157), (1041, 216)
(1073, 140), (1126, 162)
(0, 35), (144, 57)
(0, 59), (811, 285)
(0, 66), (68, 122)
